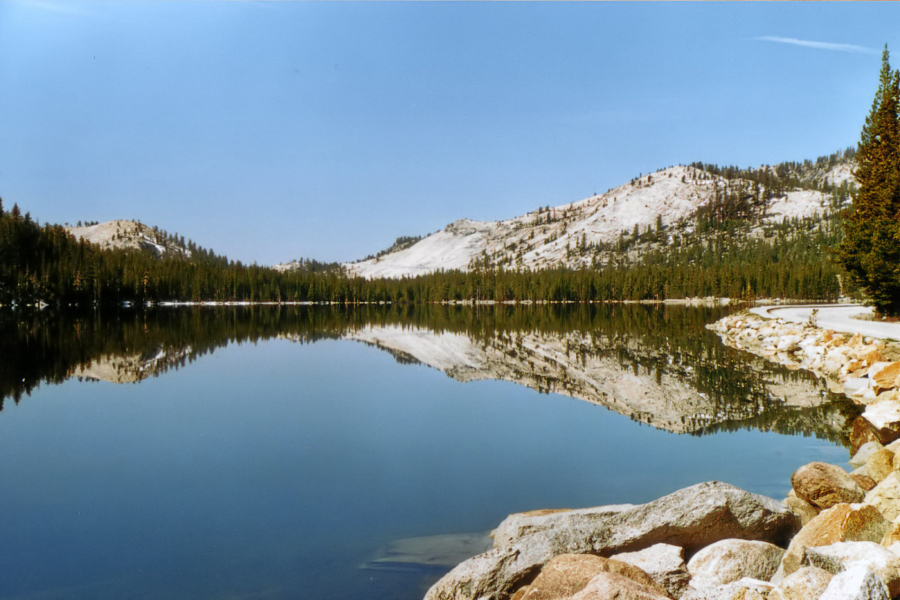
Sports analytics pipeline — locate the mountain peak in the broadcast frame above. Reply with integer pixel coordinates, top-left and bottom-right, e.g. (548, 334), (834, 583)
(65, 220), (192, 259)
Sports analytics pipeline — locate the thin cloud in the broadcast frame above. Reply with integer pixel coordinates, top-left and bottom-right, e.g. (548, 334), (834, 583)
(756, 36), (877, 55)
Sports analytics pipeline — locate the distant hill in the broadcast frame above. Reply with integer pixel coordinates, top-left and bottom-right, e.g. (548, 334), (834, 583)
(340, 150), (856, 279)
(65, 220), (192, 259)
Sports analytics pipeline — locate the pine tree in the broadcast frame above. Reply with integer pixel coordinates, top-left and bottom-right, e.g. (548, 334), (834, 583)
(836, 46), (900, 315)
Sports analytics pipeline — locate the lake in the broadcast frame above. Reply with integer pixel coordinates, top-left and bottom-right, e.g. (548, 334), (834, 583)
(0, 305), (859, 600)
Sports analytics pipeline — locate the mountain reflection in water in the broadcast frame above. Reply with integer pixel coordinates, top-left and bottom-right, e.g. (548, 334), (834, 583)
(0, 304), (859, 442)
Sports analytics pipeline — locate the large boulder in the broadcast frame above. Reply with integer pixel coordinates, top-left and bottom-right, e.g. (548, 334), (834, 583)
(679, 578), (773, 600)
(425, 482), (798, 600)
(852, 417), (885, 456)
(686, 539), (783, 589)
(819, 566), (890, 600)
(873, 361), (900, 391)
(512, 554), (668, 600)
(880, 521), (900, 547)
(798, 545), (845, 573)
(866, 449), (896, 484)
(783, 494), (818, 526)
(851, 441), (885, 469)
(804, 541), (900, 597)
(779, 503), (889, 576)
(864, 471), (900, 521)
(885, 438), (900, 453)
(862, 400), (900, 445)
(611, 544), (690, 599)
(569, 571), (671, 600)
(852, 474), (878, 493)
(791, 462), (865, 509)
(866, 349), (887, 368)
(768, 566), (833, 600)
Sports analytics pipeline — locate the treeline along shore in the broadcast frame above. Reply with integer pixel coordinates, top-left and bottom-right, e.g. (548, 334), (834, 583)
(0, 197), (849, 308)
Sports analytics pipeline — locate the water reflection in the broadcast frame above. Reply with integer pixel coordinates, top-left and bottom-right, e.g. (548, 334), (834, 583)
(0, 304), (860, 442)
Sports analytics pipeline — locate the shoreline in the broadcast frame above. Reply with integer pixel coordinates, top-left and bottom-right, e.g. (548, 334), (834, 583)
(707, 311), (900, 427)
(0, 296), (812, 310)
(423, 308), (900, 599)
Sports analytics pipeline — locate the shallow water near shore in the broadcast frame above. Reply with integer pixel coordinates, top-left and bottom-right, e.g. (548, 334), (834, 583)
(0, 305), (860, 599)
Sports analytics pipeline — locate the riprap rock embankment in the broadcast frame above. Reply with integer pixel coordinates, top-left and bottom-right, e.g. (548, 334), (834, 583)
(708, 313), (900, 455)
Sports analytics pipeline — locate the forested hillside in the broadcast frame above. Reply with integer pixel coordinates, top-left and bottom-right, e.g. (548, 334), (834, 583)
(343, 149), (855, 279)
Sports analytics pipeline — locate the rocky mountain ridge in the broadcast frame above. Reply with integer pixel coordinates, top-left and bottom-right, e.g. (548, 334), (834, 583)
(336, 158), (854, 280)
(65, 219), (192, 259)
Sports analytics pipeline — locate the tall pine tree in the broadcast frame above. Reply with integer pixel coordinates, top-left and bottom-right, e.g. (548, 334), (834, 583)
(836, 46), (900, 315)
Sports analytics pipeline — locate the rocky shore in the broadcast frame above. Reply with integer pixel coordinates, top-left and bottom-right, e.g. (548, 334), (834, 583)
(708, 312), (900, 456)
(422, 311), (900, 600)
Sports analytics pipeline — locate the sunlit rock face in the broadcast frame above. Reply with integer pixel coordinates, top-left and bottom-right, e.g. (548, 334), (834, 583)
(342, 164), (848, 279)
(344, 324), (857, 438)
(65, 220), (192, 259)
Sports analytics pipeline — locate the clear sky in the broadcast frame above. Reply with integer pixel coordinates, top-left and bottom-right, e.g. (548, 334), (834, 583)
(1, 1), (898, 265)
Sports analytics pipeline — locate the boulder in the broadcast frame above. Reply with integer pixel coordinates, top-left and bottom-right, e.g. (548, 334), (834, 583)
(868, 361), (894, 379)
(852, 417), (885, 456)
(805, 541), (900, 597)
(880, 521), (900, 547)
(611, 544), (690, 599)
(514, 554), (668, 600)
(877, 390), (899, 403)
(819, 566), (890, 600)
(791, 462), (865, 509)
(873, 361), (900, 391)
(866, 449), (896, 483)
(861, 400), (900, 445)
(784, 495), (818, 526)
(799, 546), (850, 573)
(866, 349), (886, 367)
(864, 471), (900, 521)
(686, 539), (783, 589)
(569, 571), (671, 600)
(780, 503), (889, 576)
(851, 441), (885, 469)
(851, 474), (878, 492)
(846, 377), (874, 398)
(768, 566), (833, 600)
(425, 482), (798, 600)
(680, 578), (773, 600)
(853, 465), (871, 478)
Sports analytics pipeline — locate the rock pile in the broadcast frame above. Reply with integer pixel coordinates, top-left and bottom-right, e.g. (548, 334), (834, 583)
(709, 313), (900, 453)
(424, 465), (900, 599)
(425, 483), (801, 600)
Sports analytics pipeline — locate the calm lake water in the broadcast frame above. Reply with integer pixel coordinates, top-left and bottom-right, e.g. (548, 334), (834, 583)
(0, 305), (859, 600)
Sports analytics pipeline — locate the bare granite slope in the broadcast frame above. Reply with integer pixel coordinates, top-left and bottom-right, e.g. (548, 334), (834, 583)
(66, 220), (192, 259)
(341, 163), (846, 279)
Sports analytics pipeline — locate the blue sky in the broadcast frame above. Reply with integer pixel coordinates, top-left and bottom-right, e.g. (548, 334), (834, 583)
(1, 1), (897, 265)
